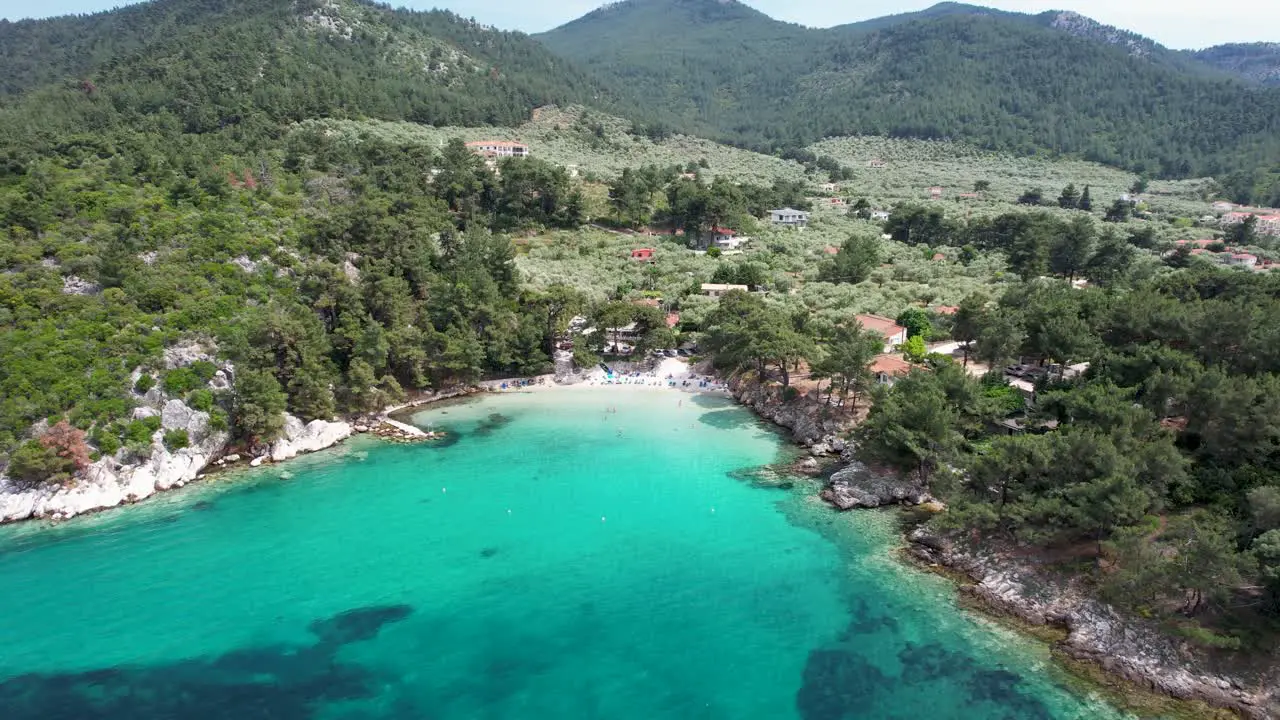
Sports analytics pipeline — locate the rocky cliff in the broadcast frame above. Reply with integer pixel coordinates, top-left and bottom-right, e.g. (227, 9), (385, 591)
(908, 529), (1280, 719)
(0, 398), (229, 522)
(728, 376), (849, 453)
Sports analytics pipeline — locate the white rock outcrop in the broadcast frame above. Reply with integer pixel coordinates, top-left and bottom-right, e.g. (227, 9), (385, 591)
(269, 414), (353, 463)
(0, 420), (229, 524)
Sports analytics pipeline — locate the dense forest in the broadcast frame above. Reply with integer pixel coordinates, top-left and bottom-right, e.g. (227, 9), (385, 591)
(537, 0), (1280, 201)
(0, 0), (602, 145)
(701, 256), (1280, 650)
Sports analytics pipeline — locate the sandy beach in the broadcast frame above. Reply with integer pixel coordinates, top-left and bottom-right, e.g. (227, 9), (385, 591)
(486, 358), (731, 396)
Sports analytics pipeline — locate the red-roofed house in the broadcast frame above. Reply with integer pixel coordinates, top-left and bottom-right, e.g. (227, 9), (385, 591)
(631, 248), (655, 260)
(1228, 253), (1259, 267)
(465, 140), (529, 158)
(706, 226), (745, 250)
(934, 306), (958, 316)
(1221, 211), (1253, 226)
(931, 253), (946, 261)
(871, 354), (913, 385)
(855, 314), (908, 353)
(665, 312), (681, 329)
(823, 245), (840, 255)
(1259, 215), (1280, 236)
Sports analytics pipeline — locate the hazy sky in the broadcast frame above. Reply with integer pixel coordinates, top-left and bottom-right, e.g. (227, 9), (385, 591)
(1, 0), (1276, 49)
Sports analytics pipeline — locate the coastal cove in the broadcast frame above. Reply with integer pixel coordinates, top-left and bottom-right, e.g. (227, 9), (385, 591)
(0, 387), (1124, 719)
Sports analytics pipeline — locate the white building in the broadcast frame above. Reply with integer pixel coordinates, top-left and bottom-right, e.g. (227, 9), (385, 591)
(702, 283), (749, 298)
(770, 208), (809, 228)
(465, 140), (529, 158)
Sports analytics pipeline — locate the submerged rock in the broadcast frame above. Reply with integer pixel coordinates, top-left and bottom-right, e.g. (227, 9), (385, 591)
(820, 461), (932, 510)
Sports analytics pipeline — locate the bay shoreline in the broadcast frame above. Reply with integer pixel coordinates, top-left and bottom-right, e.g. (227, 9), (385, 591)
(4, 364), (1274, 717)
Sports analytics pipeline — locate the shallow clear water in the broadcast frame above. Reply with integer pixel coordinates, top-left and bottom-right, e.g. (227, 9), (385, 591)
(0, 388), (1124, 719)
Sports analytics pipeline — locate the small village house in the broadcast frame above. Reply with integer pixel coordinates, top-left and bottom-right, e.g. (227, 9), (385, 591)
(665, 312), (681, 329)
(702, 283), (749, 298)
(1259, 215), (1280, 236)
(770, 208), (809, 228)
(870, 354), (912, 386)
(928, 186), (944, 200)
(1228, 253), (1259, 267)
(630, 248), (655, 261)
(1212, 201), (1235, 213)
(854, 314), (908, 353)
(705, 226), (747, 250)
(867, 159), (887, 169)
(465, 140), (529, 158)
(870, 210), (891, 222)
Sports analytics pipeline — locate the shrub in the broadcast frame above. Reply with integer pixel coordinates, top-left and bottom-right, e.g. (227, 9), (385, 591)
(162, 368), (202, 395)
(187, 389), (215, 412)
(123, 416), (162, 447)
(8, 421), (91, 486)
(135, 374), (156, 393)
(163, 429), (190, 451)
(93, 431), (121, 457)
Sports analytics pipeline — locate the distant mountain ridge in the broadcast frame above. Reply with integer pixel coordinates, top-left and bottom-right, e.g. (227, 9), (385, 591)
(537, 0), (1280, 180)
(1191, 43), (1280, 86)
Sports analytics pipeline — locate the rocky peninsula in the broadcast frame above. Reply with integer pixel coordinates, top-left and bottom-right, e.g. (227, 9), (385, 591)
(724, 370), (1279, 719)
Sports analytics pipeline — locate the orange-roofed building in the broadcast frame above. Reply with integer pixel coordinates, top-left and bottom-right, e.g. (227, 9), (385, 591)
(665, 313), (681, 329)
(870, 354), (913, 385)
(934, 306), (958, 315)
(855, 314), (908, 353)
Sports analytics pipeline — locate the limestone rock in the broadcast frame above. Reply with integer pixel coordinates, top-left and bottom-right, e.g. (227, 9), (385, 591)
(61, 275), (101, 296)
(269, 413), (352, 462)
(163, 339), (216, 370)
(0, 421), (229, 523)
(820, 461), (932, 510)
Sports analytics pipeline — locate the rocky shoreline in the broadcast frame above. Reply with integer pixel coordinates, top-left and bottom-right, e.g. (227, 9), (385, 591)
(906, 528), (1279, 719)
(724, 370), (1278, 719)
(0, 383), (484, 526)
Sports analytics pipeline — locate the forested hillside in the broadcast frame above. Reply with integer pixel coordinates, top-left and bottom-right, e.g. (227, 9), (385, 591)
(0, 0), (601, 143)
(1191, 43), (1280, 86)
(538, 0), (1280, 196)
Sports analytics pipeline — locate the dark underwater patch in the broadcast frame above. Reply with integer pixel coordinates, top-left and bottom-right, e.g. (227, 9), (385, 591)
(796, 648), (889, 719)
(472, 413), (513, 436)
(191, 500), (215, 511)
(479, 547), (499, 558)
(697, 408), (753, 430)
(307, 604), (413, 645)
(0, 604), (415, 720)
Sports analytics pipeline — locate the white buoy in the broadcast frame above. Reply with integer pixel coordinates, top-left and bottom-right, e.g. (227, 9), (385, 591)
(711, 507), (716, 513)
(507, 509), (512, 514)
(442, 487), (447, 493)
(601, 516), (607, 522)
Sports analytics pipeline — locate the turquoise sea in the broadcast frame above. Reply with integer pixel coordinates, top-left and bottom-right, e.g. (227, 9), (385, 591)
(0, 388), (1126, 719)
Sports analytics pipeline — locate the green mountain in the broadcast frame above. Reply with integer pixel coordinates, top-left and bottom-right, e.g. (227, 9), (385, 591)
(537, 0), (1280, 180)
(0, 0), (601, 142)
(1191, 43), (1280, 86)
